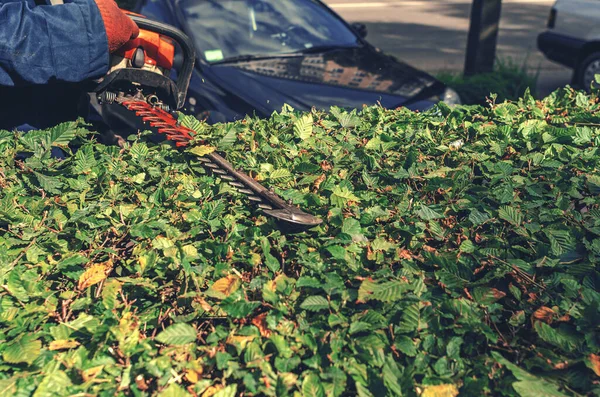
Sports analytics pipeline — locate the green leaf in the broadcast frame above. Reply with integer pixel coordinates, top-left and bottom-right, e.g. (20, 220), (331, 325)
(294, 114), (313, 140)
(326, 245), (346, 260)
(179, 113), (205, 133)
(512, 381), (569, 397)
(331, 107), (360, 128)
(574, 126), (592, 145)
(499, 205), (523, 226)
(459, 239), (476, 253)
(72, 145), (96, 174)
(492, 352), (568, 397)
(544, 229), (576, 256)
(220, 298), (260, 318)
(358, 279), (409, 303)
(323, 367), (347, 397)
(586, 174), (600, 194)
(35, 172), (63, 194)
(472, 287), (506, 305)
(213, 385), (238, 397)
(158, 383), (191, 397)
(189, 145), (216, 157)
(382, 355), (403, 396)
(300, 296), (329, 312)
(152, 236), (175, 250)
(341, 218), (362, 237)
(302, 373), (325, 397)
(395, 336), (418, 357)
(130, 142), (149, 160)
(534, 322), (582, 352)
(446, 337), (463, 359)
(270, 168), (292, 182)
(330, 185), (360, 207)
(32, 370), (72, 397)
(417, 205), (444, 220)
(218, 125), (238, 148)
(155, 323), (197, 345)
(47, 121), (77, 147)
(260, 237), (280, 272)
(397, 304), (420, 333)
(3, 335), (41, 365)
(469, 209), (490, 225)
(0, 379), (17, 396)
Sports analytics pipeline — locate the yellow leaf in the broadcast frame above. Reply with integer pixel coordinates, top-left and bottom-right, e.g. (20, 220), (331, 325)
(190, 145), (216, 157)
(182, 245), (198, 258)
(201, 385), (223, 397)
(78, 260), (112, 290)
(49, 340), (80, 351)
(82, 365), (104, 381)
(421, 384), (459, 397)
(152, 236), (174, 250)
(185, 369), (199, 384)
(250, 253), (262, 266)
(279, 372), (298, 388)
(208, 275), (240, 299)
(185, 359), (204, 383)
(164, 246), (178, 258)
(119, 204), (137, 217)
(226, 334), (255, 349)
(138, 255), (148, 273)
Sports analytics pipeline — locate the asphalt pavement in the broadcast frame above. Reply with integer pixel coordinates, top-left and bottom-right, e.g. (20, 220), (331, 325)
(323, 0), (572, 97)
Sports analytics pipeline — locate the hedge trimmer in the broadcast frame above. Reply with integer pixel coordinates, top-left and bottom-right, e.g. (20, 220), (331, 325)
(93, 15), (321, 227)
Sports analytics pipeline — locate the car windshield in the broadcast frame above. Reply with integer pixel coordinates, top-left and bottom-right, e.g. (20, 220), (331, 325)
(178, 0), (361, 63)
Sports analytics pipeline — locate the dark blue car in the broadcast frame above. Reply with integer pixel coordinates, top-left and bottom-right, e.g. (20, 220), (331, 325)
(132, 0), (461, 123)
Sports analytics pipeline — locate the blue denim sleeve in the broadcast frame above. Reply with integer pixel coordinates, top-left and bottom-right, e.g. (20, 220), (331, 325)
(0, 0), (110, 86)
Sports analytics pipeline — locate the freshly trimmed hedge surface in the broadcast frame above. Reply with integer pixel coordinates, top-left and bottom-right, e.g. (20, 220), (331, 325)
(0, 87), (599, 396)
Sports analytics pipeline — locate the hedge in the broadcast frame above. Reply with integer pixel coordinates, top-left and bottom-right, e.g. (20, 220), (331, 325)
(0, 86), (599, 397)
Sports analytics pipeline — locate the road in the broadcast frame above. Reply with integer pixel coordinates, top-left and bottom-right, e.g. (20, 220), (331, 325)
(323, 0), (571, 97)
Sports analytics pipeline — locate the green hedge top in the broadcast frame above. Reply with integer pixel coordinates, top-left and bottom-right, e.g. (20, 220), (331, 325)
(0, 87), (599, 396)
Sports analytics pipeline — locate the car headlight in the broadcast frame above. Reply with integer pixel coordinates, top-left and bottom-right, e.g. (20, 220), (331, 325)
(442, 87), (462, 106)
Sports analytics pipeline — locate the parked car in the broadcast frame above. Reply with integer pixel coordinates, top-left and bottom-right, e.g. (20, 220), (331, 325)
(131, 0), (461, 123)
(538, 0), (600, 91)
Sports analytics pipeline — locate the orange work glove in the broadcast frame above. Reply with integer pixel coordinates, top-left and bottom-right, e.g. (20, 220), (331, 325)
(94, 0), (140, 53)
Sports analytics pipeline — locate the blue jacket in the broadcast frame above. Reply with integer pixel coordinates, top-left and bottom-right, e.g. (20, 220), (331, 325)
(0, 0), (110, 130)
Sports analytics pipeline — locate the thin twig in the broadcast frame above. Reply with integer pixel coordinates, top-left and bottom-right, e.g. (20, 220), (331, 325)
(488, 255), (546, 290)
(6, 238), (37, 272)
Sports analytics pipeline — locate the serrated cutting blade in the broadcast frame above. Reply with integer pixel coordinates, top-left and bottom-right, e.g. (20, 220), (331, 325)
(112, 97), (322, 227)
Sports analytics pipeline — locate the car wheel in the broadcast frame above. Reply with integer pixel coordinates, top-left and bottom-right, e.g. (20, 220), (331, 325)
(576, 52), (600, 92)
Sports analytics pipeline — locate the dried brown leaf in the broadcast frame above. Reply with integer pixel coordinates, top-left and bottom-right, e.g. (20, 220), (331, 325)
(588, 354), (600, 377)
(532, 306), (555, 324)
(251, 312), (271, 337)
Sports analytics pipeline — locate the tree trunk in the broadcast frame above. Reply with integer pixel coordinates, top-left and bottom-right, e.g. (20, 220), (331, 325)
(464, 0), (503, 76)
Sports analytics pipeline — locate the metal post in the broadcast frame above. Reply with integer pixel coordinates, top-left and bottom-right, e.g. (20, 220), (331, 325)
(464, 0), (503, 76)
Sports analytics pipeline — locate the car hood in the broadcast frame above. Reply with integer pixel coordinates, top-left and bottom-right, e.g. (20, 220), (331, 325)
(204, 46), (445, 114)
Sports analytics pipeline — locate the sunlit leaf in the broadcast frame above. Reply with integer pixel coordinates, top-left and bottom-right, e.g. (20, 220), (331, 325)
(78, 260), (112, 290)
(155, 323), (197, 346)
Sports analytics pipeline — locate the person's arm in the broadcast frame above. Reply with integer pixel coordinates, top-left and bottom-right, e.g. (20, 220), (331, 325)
(0, 0), (137, 86)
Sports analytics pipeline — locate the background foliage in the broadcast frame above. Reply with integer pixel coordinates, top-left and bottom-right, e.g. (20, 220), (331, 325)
(0, 86), (599, 396)
(437, 59), (540, 105)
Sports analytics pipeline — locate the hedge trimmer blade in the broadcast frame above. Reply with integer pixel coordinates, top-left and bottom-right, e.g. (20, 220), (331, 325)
(113, 97), (322, 228)
(198, 152), (322, 226)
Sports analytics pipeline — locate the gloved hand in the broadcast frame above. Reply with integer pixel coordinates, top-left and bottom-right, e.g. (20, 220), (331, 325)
(94, 0), (140, 53)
